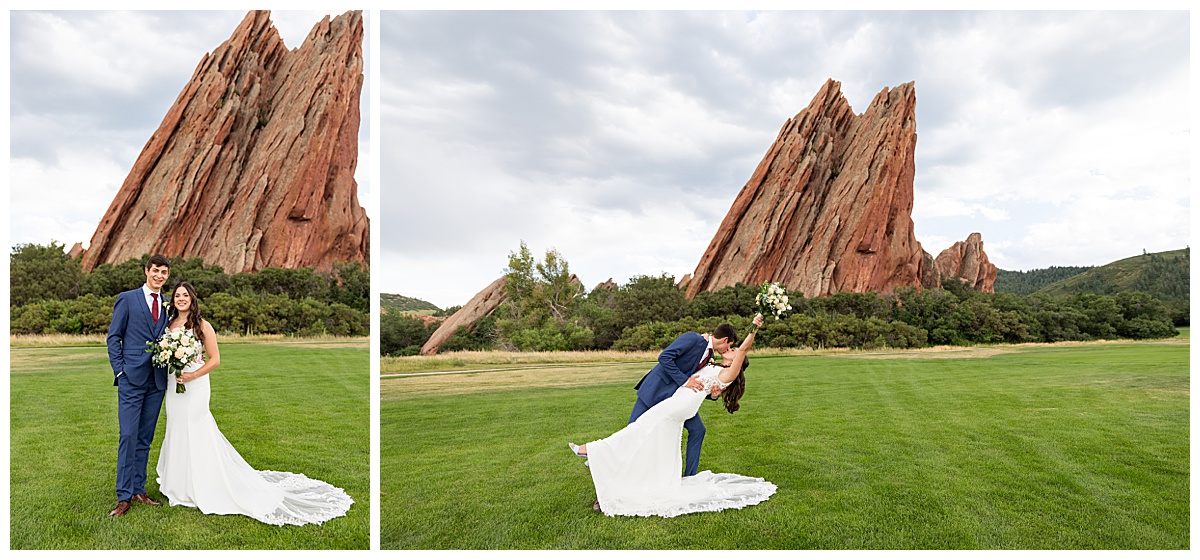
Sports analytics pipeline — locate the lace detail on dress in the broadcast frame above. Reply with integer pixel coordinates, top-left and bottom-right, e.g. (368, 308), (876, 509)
(696, 365), (730, 392)
(600, 471), (777, 519)
(253, 471), (355, 526)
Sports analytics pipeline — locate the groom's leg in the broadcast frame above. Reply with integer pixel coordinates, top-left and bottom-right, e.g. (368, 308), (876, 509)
(115, 376), (143, 501)
(683, 413), (705, 477)
(131, 384), (166, 495)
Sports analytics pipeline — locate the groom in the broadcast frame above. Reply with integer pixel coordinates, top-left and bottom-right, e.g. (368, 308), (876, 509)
(106, 254), (171, 518)
(631, 323), (738, 477)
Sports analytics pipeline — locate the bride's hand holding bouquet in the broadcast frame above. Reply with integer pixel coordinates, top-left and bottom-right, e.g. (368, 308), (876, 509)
(147, 328), (203, 393)
(753, 281), (790, 332)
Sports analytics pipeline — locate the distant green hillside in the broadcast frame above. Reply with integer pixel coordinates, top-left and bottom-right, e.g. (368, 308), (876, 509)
(381, 293), (440, 315)
(1037, 248), (1189, 298)
(995, 265), (1095, 295)
(1036, 248), (1189, 324)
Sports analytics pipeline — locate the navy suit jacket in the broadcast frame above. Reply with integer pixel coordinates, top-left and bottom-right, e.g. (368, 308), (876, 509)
(107, 288), (168, 390)
(634, 332), (714, 408)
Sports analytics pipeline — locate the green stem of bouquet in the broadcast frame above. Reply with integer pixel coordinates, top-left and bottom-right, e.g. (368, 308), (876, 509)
(172, 366), (186, 394)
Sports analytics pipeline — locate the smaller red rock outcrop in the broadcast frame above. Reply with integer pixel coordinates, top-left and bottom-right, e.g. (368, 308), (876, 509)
(934, 233), (997, 293)
(592, 278), (618, 292)
(413, 314), (442, 327)
(420, 276), (509, 355)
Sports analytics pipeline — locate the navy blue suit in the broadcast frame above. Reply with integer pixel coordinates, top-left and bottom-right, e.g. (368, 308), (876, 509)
(631, 331), (713, 477)
(107, 287), (168, 501)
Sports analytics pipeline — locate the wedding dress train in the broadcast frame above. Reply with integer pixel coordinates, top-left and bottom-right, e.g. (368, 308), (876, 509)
(583, 365), (776, 517)
(156, 355), (352, 526)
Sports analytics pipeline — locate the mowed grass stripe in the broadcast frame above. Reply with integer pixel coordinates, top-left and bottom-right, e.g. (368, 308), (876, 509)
(380, 341), (1188, 549)
(10, 342), (370, 550)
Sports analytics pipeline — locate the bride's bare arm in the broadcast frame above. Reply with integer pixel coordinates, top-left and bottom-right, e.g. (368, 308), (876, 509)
(717, 314), (763, 385)
(178, 320), (220, 382)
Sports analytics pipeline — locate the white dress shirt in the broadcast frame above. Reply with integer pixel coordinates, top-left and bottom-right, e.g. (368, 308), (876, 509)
(142, 284), (163, 315)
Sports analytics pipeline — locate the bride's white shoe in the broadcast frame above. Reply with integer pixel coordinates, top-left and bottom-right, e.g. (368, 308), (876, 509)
(568, 442), (587, 457)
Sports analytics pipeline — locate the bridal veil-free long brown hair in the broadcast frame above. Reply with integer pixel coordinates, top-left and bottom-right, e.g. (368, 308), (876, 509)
(721, 356), (748, 413)
(168, 282), (208, 348)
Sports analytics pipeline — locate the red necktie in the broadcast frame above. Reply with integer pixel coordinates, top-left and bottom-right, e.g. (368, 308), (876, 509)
(695, 349), (712, 372)
(152, 293), (160, 323)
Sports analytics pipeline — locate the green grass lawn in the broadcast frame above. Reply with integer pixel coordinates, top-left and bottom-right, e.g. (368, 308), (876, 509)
(380, 338), (1189, 549)
(10, 340), (370, 549)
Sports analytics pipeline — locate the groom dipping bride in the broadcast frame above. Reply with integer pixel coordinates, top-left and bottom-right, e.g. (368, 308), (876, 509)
(569, 313), (777, 517)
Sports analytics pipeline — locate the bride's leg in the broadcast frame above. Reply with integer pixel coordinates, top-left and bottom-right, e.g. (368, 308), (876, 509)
(568, 442), (588, 456)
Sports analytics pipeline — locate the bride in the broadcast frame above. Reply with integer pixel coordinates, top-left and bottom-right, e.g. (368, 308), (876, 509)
(155, 282), (353, 526)
(569, 314), (776, 518)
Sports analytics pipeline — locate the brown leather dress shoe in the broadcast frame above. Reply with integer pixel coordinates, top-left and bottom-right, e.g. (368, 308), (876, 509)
(108, 501), (131, 517)
(131, 493), (162, 506)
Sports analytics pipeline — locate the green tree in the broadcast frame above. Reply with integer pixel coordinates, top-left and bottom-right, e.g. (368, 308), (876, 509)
(440, 314), (497, 352)
(1113, 291), (1177, 339)
(502, 242), (540, 325)
(380, 312), (437, 356)
(325, 261), (370, 313)
(166, 257), (232, 299)
(496, 241), (586, 350)
(9, 242), (83, 306)
(684, 283), (761, 318)
(81, 258), (152, 297)
(599, 274), (688, 346)
(231, 266), (328, 301)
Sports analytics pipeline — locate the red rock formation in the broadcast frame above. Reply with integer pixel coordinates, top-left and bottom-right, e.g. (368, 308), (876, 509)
(935, 233), (997, 292)
(687, 79), (991, 298)
(79, 10), (367, 273)
(420, 276), (509, 355)
(421, 274), (588, 354)
(592, 278), (618, 292)
(413, 314), (442, 327)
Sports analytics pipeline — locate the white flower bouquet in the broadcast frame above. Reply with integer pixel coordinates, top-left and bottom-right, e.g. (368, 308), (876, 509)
(147, 328), (203, 393)
(755, 281), (793, 323)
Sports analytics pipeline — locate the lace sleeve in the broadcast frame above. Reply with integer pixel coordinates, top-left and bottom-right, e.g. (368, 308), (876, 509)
(698, 368), (730, 392)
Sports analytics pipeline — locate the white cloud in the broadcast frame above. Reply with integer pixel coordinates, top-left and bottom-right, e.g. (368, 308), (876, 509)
(9, 153), (129, 247)
(1017, 196), (1188, 267)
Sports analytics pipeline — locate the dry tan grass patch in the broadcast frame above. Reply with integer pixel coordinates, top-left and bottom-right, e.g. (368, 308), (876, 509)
(9, 333), (366, 349)
(381, 349), (662, 374)
(9, 346), (106, 373)
(9, 334), (107, 347)
(381, 362), (649, 400)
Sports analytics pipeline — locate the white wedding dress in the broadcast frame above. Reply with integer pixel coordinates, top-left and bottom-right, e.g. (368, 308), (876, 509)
(156, 334), (353, 526)
(584, 364), (776, 517)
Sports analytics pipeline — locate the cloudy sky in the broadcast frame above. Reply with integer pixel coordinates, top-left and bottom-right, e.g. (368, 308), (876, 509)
(381, 10), (1190, 309)
(8, 9), (372, 251)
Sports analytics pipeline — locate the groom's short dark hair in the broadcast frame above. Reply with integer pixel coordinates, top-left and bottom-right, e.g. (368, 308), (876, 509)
(714, 323), (737, 345)
(145, 254), (171, 270)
